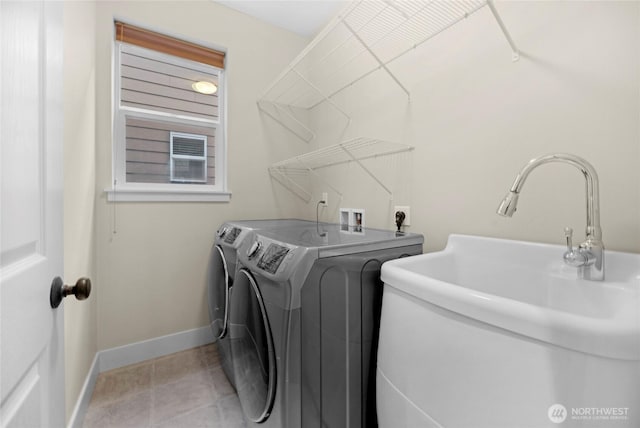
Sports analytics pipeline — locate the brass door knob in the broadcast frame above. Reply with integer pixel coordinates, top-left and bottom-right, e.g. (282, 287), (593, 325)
(50, 277), (92, 308)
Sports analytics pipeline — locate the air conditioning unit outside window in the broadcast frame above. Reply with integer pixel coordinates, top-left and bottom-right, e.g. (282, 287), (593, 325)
(170, 132), (207, 183)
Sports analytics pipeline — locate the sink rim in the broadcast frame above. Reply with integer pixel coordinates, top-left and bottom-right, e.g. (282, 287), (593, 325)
(381, 234), (640, 360)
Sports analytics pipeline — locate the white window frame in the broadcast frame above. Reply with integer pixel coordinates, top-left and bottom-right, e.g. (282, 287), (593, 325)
(107, 42), (230, 202)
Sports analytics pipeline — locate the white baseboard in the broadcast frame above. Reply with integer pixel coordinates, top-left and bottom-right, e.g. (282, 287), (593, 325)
(66, 326), (215, 428)
(67, 353), (100, 428)
(98, 325), (215, 372)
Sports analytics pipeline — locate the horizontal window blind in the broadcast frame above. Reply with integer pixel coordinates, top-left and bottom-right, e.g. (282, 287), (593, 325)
(172, 135), (206, 157)
(115, 21), (225, 69)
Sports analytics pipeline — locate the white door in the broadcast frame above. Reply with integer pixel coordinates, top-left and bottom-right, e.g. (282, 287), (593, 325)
(1, 1), (65, 427)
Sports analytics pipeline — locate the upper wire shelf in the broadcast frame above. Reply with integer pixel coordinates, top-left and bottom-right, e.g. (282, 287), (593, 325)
(258, 0), (519, 139)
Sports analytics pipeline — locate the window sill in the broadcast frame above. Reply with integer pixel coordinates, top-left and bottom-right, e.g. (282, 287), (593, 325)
(105, 186), (231, 202)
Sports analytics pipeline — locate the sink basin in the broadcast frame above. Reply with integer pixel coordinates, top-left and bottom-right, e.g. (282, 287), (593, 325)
(381, 234), (640, 359)
(376, 234), (640, 428)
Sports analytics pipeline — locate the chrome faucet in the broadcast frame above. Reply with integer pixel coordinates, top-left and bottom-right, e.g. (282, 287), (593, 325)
(497, 153), (604, 280)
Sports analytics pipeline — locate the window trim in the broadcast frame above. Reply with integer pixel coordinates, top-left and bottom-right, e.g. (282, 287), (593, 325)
(108, 34), (230, 203)
(105, 185), (232, 202)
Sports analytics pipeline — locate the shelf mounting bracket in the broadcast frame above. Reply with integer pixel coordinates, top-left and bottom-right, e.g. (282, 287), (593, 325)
(487, 0), (520, 62)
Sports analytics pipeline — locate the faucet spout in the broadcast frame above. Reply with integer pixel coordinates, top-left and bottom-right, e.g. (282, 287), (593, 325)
(496, 190), (519, 217)
(497, 153), (604, 280)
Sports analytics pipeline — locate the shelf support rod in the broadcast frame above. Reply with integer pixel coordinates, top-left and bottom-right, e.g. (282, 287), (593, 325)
(339, 143), (393, 196)
(290, 68), (352, 125)
(269, 167), (312, 202)
(486, 0), (520, 61)
(296, 158), (344, 200)
(257, 100), (315, 143)
(342, 20), (411, 99)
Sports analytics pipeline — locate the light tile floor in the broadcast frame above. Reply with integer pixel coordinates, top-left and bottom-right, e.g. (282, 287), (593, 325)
(83, 343), (246, 428)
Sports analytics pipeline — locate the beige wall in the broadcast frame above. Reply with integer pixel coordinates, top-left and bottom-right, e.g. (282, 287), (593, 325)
(93, 1), (307, 350)
(294, 1), (640, 254)
(63, 0), (97, 422)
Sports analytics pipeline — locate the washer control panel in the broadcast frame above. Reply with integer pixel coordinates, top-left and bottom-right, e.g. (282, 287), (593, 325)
(240, 235), (300, 278)
(257, 244), (290, 274)
(223, 227), (242, 244)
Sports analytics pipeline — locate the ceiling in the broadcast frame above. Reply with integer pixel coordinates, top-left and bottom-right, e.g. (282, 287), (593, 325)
(216, 0), (347, 38)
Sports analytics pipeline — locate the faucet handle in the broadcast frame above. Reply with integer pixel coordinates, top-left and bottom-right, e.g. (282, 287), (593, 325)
(564, 227), (574, 251)
(563, 226), (587, 267)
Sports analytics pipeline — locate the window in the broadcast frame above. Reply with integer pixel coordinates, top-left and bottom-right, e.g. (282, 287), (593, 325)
(109, 22), (229, 202)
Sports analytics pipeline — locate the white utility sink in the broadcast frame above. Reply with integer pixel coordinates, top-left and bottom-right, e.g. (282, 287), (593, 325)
(376, 234), (640, 428)
(382, 234), (640, 359)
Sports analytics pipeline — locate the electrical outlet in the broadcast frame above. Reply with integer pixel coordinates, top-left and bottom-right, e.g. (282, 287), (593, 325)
(352, 209), (365, 233)
(394, 205), (411, 227)
(321, 192), (328, 206)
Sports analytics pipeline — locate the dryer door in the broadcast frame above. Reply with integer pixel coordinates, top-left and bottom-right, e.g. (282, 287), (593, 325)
(230, 268), (276, 423)
(207, 244), (230, 339)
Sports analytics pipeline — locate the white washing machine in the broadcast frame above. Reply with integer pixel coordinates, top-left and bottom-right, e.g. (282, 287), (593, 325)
(206, 219), (315, 387)
(230, 223), (423, 427)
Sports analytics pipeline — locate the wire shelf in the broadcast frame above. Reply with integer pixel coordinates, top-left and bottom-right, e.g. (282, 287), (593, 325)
(269, 137), (414, 201)
(259, 0), (518, 112)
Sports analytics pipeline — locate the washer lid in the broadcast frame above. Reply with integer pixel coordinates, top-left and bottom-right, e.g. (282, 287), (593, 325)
(256, 223), (424, 257)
